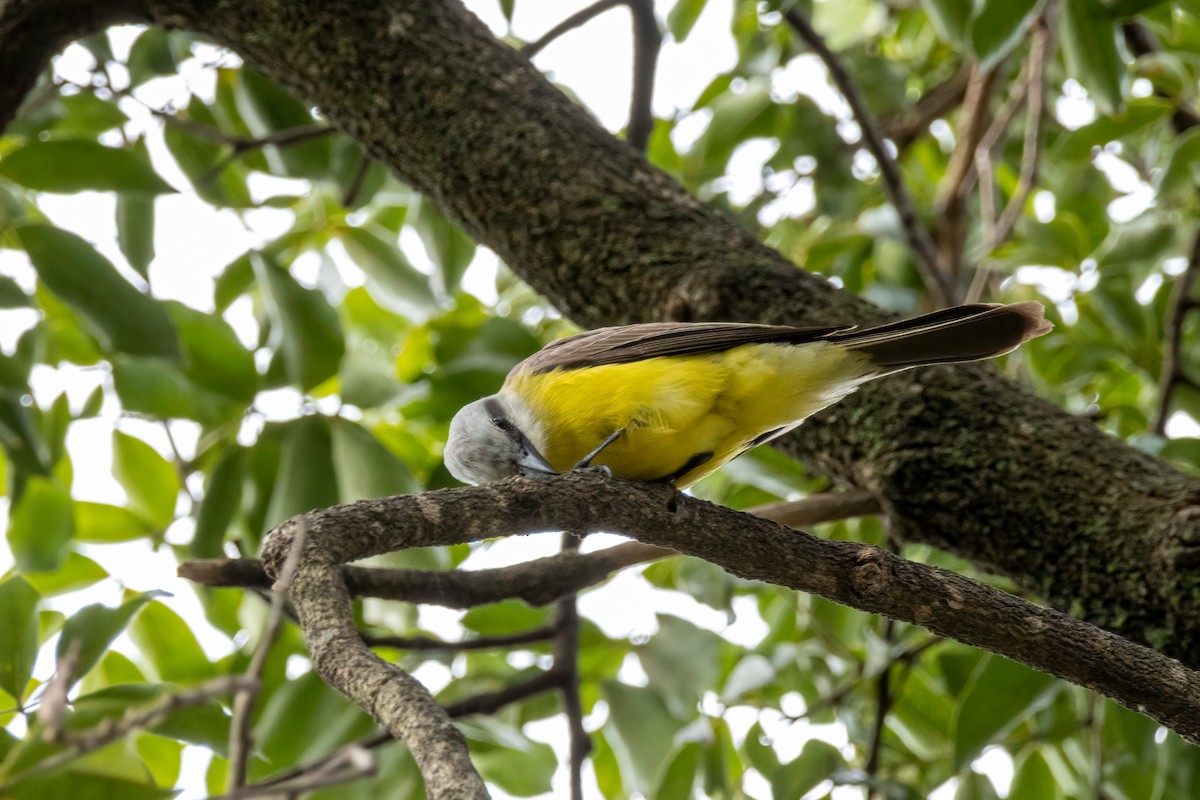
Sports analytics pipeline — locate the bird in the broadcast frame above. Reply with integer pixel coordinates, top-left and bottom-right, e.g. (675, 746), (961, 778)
(444, 301), (1051, 489)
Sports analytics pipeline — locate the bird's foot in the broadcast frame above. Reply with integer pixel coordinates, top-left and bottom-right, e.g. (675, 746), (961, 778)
(572, 428), (626, 471)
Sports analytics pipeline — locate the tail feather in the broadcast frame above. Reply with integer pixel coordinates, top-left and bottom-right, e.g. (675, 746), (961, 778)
(829, 301), (1052, 372)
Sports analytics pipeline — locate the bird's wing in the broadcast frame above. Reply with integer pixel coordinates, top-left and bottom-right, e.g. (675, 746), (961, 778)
(516, 321), (854, 375)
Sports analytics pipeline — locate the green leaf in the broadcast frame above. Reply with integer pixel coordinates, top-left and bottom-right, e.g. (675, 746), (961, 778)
(16, 225), (181, 360)
(412, 201), (476, 298)
(0, 576), (39, 700)
(129, 601), (214, 683)
(463, 599), (551, 637)
(0, 275), (31, 308)
(116, 193), (156, 279)
(112, 355), (242, 426)
(499, 0), (515, 22)
(668, 0), (709, 42)
(1008, 748), (1057, 799)
(75, 501), (155, 543)
(166, 302), (258, 403)
(656, 741), (700, 800)
(1159, 127), (1200, 204)
(603, 682), (682, 792)
(112, 431), (180, 529)
(921, 0), (972, 45)
(775, 740), (844, 799)
(331, 418), (419, 503)
(22, 552), (107, 597)
(263, 416), (340, 531)
(970, 0), (1042, 71)
(953, 654), (1059, 769)
(638, 614), (722, 718)
(0, 140), (175, 194)
(126, 27), (177, 86)
(1060, 0), (1126, 116)
(7, 770), (174, 800)
(8, 476), (74, 572)
(57, 590), (165, 686)
(190, 447), (245, 558)
(338, 224), (439, 319)
(253, 254), (345, 390)
(473, 728), (556, 796)
(54, 93), (129, 137)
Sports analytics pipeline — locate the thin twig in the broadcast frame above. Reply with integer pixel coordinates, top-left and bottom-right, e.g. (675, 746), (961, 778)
(878, 66), (971, 153)
(974, 66), (1030, 248)
(363, 625), (556, 652)
(1155, 230), (1200, 435)
(199, 123), (332, 184)
(521, 0), (626, 57)
(555, 532), (590, 800)
(935, 64), (1000, 285)
(227, 519), (309, 797)
(442, 668), (564, 717)
(782, 637), (941, 723)
(256, 730), (393, 789)
(206, 744), (377, 800)
(782, 6), (957, 306)
(864, 616), (897, 798)
(988, 14), (1054, 254)
(626, 0), (661, 152)
(967, 18), (1054, 302)
(37, 639), (81, 744)
(751, 488), (880, 528)
(341, 151), (373, 207)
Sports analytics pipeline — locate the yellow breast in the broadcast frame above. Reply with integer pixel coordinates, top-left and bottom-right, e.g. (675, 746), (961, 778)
(503, 341), (870, 486)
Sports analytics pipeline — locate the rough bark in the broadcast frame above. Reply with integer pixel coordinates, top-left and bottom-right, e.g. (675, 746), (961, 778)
(258, 472), (1200, 750)
(6, 0), (1200, 664)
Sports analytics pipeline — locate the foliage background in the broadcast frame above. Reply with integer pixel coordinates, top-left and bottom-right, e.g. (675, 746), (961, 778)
(2, 0), (1200, 797)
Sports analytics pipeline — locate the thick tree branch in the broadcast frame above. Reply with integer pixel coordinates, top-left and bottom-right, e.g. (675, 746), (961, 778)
(259, 473), (1200, 757)
(782, 6), (957, 306)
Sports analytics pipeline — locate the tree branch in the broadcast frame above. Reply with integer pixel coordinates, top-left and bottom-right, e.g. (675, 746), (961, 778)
(520, 0), (625, 58)
(179, 489), (879, 601)
(934, 64), (1000, 285)
(626, 0), (660, 152)
(877, 66), (971, 153)
(227, 518), (308, 796)
(1155, 229), (1200, 435)
(364, 625), (555, 652)
(782, 6), (957, 306)
(257, 472), (1200, 774)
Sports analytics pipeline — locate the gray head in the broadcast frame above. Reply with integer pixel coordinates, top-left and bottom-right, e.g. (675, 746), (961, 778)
(444, 395), (556, 485)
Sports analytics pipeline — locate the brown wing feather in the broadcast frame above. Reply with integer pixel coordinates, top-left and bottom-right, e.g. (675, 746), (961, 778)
(516, 321), (853, 375)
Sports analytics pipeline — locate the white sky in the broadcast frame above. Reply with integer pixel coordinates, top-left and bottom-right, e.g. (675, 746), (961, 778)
(0, 0), (1171, 797)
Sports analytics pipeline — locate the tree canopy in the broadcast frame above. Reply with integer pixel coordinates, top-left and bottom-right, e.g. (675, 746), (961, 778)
(2, 0), (1200, 798)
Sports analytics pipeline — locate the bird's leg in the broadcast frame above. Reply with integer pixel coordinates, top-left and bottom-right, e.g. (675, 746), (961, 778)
(659, 451), (713, 513)
(572, 427), (627, 473)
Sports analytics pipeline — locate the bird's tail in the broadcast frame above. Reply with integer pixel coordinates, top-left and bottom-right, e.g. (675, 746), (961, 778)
(828, 301), (1052, 372)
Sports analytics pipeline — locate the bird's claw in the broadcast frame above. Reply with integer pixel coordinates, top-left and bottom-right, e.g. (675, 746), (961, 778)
(572, 462), (612, 478)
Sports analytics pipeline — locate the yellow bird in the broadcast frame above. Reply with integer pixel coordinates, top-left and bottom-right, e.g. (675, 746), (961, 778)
(444, 302), (1050, 488)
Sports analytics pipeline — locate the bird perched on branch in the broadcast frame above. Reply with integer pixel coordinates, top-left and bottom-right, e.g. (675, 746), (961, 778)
(445, 302), (1051, 488)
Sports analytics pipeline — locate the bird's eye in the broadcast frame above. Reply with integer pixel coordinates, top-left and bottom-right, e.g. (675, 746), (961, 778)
(491, 417), (512, 432)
